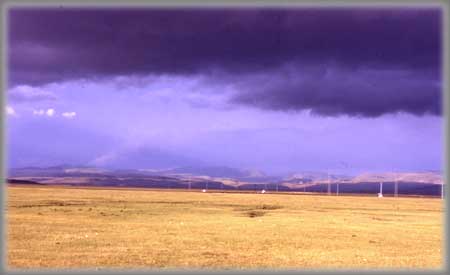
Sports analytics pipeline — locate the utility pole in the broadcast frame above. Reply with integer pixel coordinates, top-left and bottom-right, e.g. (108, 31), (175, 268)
(327, 170), (331, 195)
(394, 179), (398, 197)
(336, 161), (350, 197)
(393, 170), (398, 198)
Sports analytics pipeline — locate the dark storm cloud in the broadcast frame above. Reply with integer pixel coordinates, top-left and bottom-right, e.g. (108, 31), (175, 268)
(8, 7), (441, 83)
(8, 7), (442, 116)
(231, 67), (442, 117)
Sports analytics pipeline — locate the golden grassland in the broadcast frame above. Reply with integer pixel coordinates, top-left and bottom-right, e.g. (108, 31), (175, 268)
(6, 184), (445, 270)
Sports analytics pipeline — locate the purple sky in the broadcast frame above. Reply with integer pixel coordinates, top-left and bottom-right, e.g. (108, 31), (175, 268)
(5, 6), (443, 175)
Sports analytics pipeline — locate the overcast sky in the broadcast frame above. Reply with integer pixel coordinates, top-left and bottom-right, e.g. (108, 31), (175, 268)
(6, 6), (443, 176)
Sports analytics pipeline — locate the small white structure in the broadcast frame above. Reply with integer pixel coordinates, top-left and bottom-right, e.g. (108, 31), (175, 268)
(261, 189), (266, 194)
(202, 189), (206, 193)
(378, 182), (383, 198)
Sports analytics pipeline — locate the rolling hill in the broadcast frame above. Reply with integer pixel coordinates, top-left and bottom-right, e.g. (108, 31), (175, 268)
(7, 166), (444, 196)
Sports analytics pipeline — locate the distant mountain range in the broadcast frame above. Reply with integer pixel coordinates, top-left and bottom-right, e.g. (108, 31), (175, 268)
(6, 165), (445, 196)
(351, 172), (443, 185)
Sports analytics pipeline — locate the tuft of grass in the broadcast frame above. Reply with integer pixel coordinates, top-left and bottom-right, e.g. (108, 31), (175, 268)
(258, 204), (283, 210)
(245, 210), (266, 218)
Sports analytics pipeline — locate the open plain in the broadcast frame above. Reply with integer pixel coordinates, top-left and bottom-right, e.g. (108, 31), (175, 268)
(6, 184), (444, 270)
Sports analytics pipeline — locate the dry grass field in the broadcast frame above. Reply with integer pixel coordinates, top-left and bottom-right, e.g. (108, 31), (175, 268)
(6, 184), (445, 270)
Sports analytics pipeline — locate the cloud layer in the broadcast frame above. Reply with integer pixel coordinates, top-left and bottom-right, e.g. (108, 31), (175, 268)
(8, 85), (57, 103)
(230, 66), (442, 117)
(8, 7), (442, 118)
